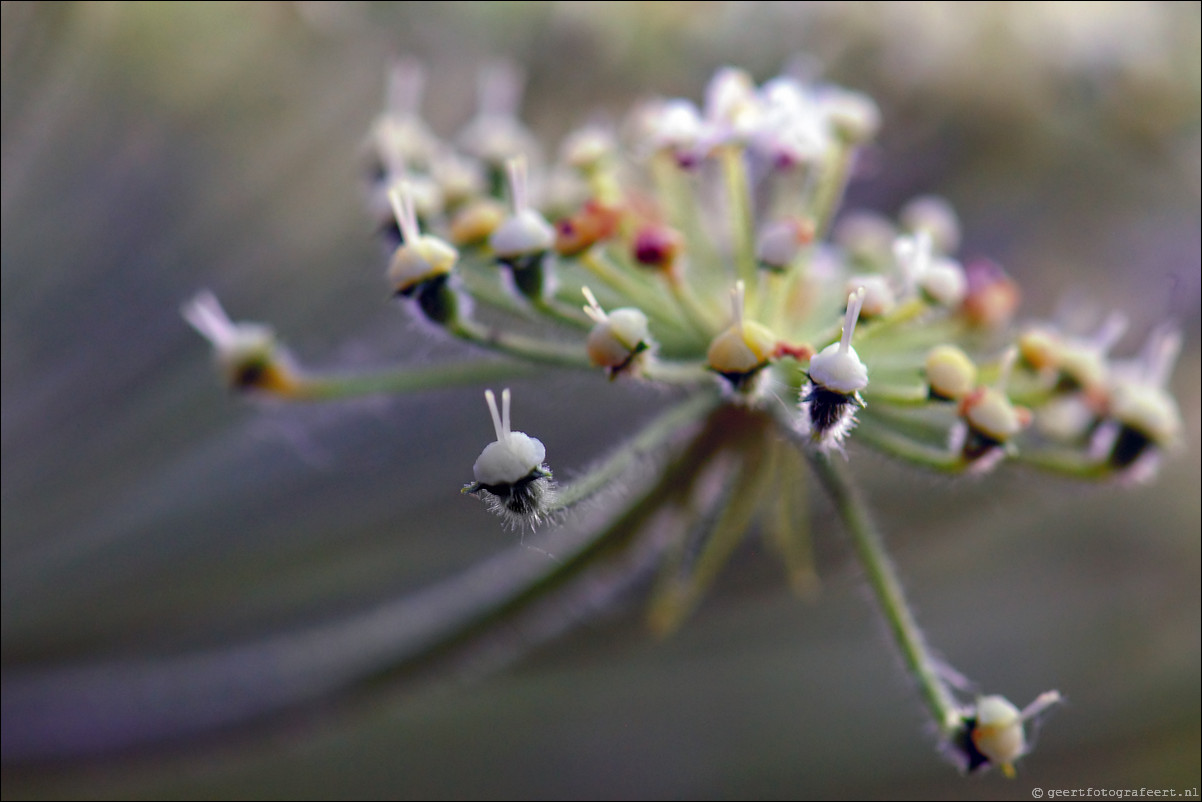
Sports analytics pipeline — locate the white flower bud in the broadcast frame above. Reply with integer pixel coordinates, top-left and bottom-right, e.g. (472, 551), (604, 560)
(900, 194), (961, 255)
(490, 157), (555, 262)
(808, 289), (869, 395)
(582, 287), (652, 374)
(756, 217), (813, 271)
(954, 347), (1031, 470)
(966, 691), (1061, 777)
(845, 274), (896, 318)
(925, 344), (977, 401)
(821, 88), (880, 144)
(489, 208), (555, 259)
(920, 256), (967, 307)
(386, 186), (459, 295)
(707, 282), (778, 390)
(182, 291), (298, 394)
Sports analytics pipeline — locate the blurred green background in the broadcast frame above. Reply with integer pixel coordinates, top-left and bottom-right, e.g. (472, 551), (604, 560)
(3, 2), (1199, 798)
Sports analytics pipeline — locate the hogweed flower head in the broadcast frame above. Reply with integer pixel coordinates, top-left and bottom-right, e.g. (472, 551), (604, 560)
(177, 59), (1187, 779)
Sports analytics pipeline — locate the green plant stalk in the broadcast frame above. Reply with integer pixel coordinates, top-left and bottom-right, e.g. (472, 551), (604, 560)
(577, 249), (694, 335)
(807, 452), (963, 737)
(288, 359), (542, 401)
(550, 391), (721, 511)
(447, 317), (594, 369)
(853, 420), (965, 473)
(808, 138), (856, 241)
(719, 144), (759, 290)
(651, 151), (719, 276)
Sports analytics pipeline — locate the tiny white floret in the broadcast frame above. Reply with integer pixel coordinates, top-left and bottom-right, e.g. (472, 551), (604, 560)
(473, 388), (546, 487)
(808, 287), (869, 394)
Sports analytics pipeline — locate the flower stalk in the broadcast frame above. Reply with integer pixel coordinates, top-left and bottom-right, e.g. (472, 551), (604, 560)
(807, 451), (963, 736)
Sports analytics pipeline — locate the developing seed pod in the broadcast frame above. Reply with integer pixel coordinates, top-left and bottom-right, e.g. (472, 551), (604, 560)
(449, 198), (506, 247)
(182, 291), (300, 395)
(489, 157), (555, 273)
(555, 200), (621, 258)
(1090, 325), (1183, 480)
(1054, 312), (1127, 394)
(959, 691), (1062, 777)
(845, 274), (895, 318)
(387, 186), (459, 294)
(367, 58), (437, 177)
(953, 347), (1031, 471)
(707, 281), (778, 392)
(386, 186), (462, 324)
(582, 287), (652, 377)
(1017, 325), (1062, 374)
(632, 223), (685, 280)
(924, 344), (977, 401)
(755, 217), (814, 272)
(899, 194), (961, 255)
(894, 230), (967, 308)
(962, 259), (1020, 329)
(463, 389), (556, 529)
(800, 288), (869, 451)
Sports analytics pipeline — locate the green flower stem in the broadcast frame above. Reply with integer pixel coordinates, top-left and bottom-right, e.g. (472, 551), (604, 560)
(6, 394), (725, 761)
(807, 453), (964, 737)
(288, 359), (542, 401)
(549, 391), (721, 512)
(809, 138), (856, 240)
(862, 383), (931, 406)
(532, 296), (592, 330)
(667, 275), (723, 338)
(766, 439), (819, 596)
(650, 431), (770, 632)
(651, 151), (718, 275)
(455, 262), (540, 319)
(1015, 448), (1112, 479)
(577, 249), (693, 335)
(447, 317), (594, 369)
(854, 299), (931, 343)
(853, 421), (965, 473)
(641, 358), (713, 385)
(718, 144), (759, 289)
(647, 453), (742, 634)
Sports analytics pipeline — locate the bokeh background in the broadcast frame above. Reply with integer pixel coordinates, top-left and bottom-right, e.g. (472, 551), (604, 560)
(3, 2), (1199, 798)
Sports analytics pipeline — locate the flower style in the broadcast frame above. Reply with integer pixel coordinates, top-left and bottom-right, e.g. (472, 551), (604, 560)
(182, 60), (1186, 777)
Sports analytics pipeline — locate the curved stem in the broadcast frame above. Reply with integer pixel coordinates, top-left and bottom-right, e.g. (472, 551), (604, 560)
(806, 452), (964, 737)
(808, 139), (855, 240)
(550, 391), (721, 512)
(718, 144), (758, 290)
(287, 359), (542, 401)
(854, 420), (965, 473)
(447, 317), (594, 369)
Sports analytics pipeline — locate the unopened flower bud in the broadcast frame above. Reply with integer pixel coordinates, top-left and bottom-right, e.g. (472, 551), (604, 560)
(899, 194), (961, 255)
(182, 291), (299, 395)
(925, 344), (977, 401)
(582, 287), (652, 376)
(708, 281), (778, 390)
(756, 217), (814, 272)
